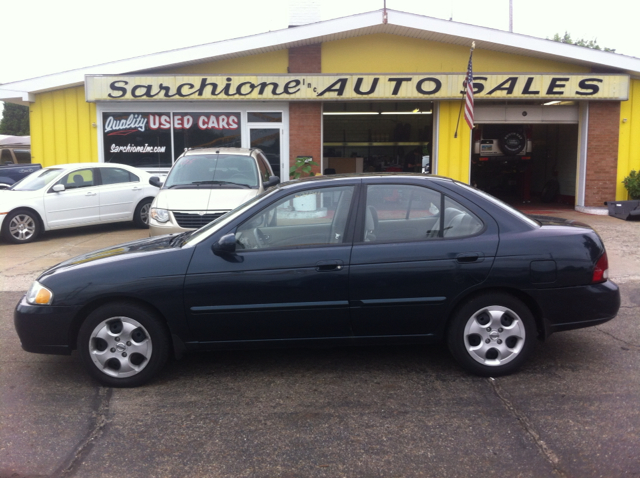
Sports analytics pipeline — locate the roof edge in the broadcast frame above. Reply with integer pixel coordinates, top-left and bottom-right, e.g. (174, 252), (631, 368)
(2, 8), (640, 101)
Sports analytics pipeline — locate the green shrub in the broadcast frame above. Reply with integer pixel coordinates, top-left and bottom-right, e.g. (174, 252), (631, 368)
(289, 156), (319, 179)
(622, 170), (640, 200)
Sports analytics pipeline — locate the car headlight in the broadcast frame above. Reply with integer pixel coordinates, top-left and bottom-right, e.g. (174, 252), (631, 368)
(150, 208), (170, 223)
(26, 281), (54, 305)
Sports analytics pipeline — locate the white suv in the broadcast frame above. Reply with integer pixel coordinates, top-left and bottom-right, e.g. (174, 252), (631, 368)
(148, 148), (279, 236)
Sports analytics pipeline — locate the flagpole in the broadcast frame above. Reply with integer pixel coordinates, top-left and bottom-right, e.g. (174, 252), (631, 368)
(454, 41), (476, 138)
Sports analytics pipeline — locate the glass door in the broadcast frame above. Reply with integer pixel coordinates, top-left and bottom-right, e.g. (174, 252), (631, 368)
(250, 128), (282, 178)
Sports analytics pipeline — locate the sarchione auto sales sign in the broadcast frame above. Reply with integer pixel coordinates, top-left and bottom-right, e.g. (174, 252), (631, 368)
(86, 74), (630, 101)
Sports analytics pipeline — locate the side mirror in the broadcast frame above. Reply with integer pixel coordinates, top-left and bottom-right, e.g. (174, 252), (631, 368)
(212, 233), (237, 255)
(149, 176), (163, 188)
(263, 175), (280, 188)
(52, 184), (65, 192)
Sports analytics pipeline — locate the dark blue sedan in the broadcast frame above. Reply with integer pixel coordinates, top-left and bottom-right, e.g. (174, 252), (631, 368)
(14, 174), (620, 387)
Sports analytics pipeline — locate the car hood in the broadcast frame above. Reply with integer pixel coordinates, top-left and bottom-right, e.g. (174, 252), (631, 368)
(154, 188), (259, 211)
(0, 189), (40, 206)
(39, 234), (182, 279)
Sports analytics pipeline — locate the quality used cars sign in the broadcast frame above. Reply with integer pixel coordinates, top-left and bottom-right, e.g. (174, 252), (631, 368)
(85, 74), (629, 101)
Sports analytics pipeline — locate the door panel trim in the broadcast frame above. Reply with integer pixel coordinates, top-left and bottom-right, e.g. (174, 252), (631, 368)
(191, 300), (349, 313)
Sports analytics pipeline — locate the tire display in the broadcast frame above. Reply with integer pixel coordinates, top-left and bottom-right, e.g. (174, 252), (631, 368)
(499, 131), (527, 155)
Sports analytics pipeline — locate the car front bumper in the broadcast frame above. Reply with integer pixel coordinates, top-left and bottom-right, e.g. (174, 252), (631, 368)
(14, 295), (82, 355)
(148, 219), (189, 236)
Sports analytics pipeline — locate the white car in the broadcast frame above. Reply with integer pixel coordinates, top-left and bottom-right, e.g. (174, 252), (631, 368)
(0, 163), (159, 244)
(149, 148), (279, 236)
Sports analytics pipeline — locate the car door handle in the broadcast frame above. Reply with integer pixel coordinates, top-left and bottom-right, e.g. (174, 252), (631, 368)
(456, 252), (482, 263)
(315, 260), (344, 272)
(85, 192), (97, 196)
(132, 187), (141, 191)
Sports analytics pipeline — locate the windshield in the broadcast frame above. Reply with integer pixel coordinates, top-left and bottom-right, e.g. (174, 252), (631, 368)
(164, 153), (259, 189)
(184, 187), (278, 246)
(11, 168), (63, 191)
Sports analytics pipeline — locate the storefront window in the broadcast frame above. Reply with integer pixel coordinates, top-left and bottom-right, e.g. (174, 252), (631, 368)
(172, 112), (241, 159)
(102, 112), (172, 168)
(102, 112), (243, 168)
(323, 101), (433, 174)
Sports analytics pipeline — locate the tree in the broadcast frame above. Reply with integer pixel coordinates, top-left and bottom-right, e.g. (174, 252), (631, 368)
(0, 102), (30, 135)
(551, 32), (616, 53)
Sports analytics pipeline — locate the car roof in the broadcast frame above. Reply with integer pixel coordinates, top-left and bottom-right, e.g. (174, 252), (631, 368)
(278, 172), (455, 187)
(44, 162), (136, 169)
(182, 147), (255, 156)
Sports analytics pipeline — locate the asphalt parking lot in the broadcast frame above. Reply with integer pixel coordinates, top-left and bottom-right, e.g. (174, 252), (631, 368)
(1, 213), (639, 477)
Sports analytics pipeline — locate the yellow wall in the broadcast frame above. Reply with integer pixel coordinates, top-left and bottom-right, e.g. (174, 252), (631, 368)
(30, 86), (98, 167)
(437, 101), (471, 183)
(163, 50), (288, 74)
(617, 78), (640, 199)
(322, 34), (590, 74)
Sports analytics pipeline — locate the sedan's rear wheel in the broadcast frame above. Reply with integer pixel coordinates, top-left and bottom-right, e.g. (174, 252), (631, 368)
(447, 293), (536, 376)
(78, 303), (169, 387)
(2, 210), (40, 244)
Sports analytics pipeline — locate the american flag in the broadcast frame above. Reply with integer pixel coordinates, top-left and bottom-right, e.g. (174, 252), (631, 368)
(463, 48), (474, 129)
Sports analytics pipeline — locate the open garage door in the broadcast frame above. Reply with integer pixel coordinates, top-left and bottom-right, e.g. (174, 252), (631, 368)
(471, 104), (579, 207)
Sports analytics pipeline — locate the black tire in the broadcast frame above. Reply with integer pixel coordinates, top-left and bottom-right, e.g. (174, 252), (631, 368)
(447, 293), (536, 376)
(133, 198), (153, 228)
(77, 302), (170, 387)
(499, 131), (526, 156)
(1, 209), (41, 244)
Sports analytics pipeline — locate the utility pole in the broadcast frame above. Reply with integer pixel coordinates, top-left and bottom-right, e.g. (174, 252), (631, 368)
(509, 0), (513, 32)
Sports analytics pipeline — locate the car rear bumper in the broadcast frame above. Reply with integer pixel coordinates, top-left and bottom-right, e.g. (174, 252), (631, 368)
(526, 280), (621, 337)
(14, 295), (81, 355)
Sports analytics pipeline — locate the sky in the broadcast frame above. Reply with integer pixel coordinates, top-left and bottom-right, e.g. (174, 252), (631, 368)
(1, 0), (640, 85)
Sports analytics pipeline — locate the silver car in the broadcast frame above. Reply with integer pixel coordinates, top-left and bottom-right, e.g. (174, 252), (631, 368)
(148, 148), (279, 236)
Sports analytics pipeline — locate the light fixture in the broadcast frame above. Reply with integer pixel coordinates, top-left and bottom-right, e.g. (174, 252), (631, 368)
(380, 111), (432, 115)
(322, 112), (379, 115)
(543, 101), (561, 106)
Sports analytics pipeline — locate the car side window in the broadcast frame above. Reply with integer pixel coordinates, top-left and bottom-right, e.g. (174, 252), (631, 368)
(101, 168), (137, 185)
(236, 185), (355, 250)
(362, 184), (482, 242)
(256, 153), (272, 184)
(0, 149), (12, 163)
(442, 196), (483, 238)
(59, 169), (95, 189)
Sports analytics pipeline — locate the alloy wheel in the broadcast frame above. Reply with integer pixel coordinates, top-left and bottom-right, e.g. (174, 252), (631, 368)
(88, 316), (153, 378)
(463, 305), (526, 366)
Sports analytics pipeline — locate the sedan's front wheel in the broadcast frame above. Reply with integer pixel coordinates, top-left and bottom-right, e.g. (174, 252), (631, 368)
(447, 293), (536, 376)
(78, 302), (170, 387)
(2, 209), (40, 244)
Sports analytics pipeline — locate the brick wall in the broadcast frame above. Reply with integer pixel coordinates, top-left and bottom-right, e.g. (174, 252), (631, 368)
(288, 45), (322, 178)
(288, 44), (321, 73)
(585, 102), (620, 206)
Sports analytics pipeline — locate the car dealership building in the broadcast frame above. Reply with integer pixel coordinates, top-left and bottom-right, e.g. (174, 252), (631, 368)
(2, 8), (640, 209)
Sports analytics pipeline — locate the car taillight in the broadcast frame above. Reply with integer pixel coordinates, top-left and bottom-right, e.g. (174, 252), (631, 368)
(592, 252), (609, 283)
